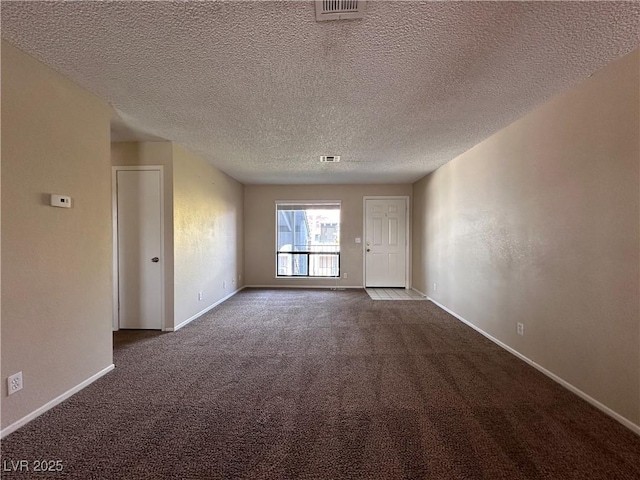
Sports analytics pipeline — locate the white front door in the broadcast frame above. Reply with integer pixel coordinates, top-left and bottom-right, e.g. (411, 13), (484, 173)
(364, 197), (407, 287)
(116, 170), (163, 329)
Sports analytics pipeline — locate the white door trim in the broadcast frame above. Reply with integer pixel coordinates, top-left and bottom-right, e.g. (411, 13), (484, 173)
(112, 166), (166, 331)
(362, 196), (410, 289)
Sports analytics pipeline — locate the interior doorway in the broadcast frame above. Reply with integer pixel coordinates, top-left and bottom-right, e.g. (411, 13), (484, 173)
(112, 166), (164, 330)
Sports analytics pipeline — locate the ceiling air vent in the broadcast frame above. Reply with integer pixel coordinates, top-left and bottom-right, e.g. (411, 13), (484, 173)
(320, 155), (341, 163)
(315, 1), (366, 21)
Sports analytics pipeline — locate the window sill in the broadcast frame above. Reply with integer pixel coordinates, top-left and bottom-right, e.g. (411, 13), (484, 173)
(274, 276), (340, 279)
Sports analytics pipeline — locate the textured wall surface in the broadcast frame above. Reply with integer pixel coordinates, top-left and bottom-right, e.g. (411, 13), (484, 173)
(111, 142), (244, 330)
(244, 184), (412, 287)
(1, 41), (113, 429)
(413, 49), (640, 426)
(173, 144), (244, 327)
(1, 1), (638, 184)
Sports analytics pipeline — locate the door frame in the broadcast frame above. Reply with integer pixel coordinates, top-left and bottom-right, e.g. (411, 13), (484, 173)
(362, 196), (410, 289)
(112, 165), (166, 331)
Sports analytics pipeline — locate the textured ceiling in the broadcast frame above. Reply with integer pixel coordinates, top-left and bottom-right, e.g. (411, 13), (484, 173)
(2, 1), (638, 184)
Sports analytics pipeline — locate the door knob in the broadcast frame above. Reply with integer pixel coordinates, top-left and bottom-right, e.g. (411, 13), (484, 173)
(151, 257), (159, 263)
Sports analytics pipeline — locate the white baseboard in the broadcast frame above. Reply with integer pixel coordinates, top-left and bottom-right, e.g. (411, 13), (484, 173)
(411, 287), (428, 297)
(246, 285), (364, 290)
(1, 364), (115, 439)
(169, 286), (246, 332)
(428, 297), (640, 436)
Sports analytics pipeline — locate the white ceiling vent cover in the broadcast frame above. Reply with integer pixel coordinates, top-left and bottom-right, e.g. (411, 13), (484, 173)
(320, 155), (341, 163)
(315, 1), (366, 21)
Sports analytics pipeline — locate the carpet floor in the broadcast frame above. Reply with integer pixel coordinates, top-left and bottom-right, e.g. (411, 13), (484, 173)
(1, 288), (639, 479)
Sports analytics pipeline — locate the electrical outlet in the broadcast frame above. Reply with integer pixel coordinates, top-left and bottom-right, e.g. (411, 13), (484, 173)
(232, 278), (236, 285)
(7, 372), (23, 395)
(198, 291), (203, 301)
(223, 281), (226, 289)
(239, 274), (242, 281)
(433, 282), (437, 292)
(517, 323), (524, 336)
(343, 272), (348, 279)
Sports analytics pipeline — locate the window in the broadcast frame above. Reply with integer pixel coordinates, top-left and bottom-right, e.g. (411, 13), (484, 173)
(276, 202), (340, 277)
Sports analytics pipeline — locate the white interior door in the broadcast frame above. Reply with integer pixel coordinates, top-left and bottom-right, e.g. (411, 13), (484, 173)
(116, 170), (162, 329)
(364, 198), (407, 287)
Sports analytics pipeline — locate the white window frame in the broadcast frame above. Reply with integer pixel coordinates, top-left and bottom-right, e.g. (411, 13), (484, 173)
(275, 200), (342, 278)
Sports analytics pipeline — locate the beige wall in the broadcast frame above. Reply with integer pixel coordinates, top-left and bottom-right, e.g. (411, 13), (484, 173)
(413, 49), (640, 426)
(172, 144), (244, 327)
(111, 142), (244, 329)
(111, 141), (175, 329)
(1, 41), (113, 429)
(244, 184), (412, 287)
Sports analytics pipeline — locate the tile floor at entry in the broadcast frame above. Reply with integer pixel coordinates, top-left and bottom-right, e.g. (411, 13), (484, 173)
(365, 288), (426, 301)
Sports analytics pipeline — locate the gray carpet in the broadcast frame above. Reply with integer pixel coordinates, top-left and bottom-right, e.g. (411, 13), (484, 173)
(1, 288), (639, 479)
